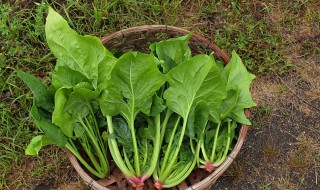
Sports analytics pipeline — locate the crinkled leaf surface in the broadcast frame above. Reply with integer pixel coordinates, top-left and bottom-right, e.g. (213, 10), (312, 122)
(45, 7), (113, 88)
(99, 52), (166, 121)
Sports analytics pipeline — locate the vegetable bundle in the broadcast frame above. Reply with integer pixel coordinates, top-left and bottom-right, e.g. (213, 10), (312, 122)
(19, 8), (255, 190)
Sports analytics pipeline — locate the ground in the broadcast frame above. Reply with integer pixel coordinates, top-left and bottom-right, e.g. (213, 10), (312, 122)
(0, 0), (319, 190)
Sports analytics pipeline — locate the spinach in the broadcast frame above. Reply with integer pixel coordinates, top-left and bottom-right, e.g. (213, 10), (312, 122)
(18, 7), (113, 179)
(150, 36), (255, 189)
(99, 52), (166, 188)
(18, 7), (256, 189)
(195, 51), (256, 173)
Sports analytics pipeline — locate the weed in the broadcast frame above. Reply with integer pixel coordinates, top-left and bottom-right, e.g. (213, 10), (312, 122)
(251, 105), (272, 128)
(259, 182), (272, 190)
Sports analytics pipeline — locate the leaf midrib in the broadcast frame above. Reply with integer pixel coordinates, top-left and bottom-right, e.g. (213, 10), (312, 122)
(129, 59), (135, 122)
(49, 28), (90, 79)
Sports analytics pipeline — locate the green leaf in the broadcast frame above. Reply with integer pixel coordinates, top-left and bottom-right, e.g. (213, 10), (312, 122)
(220, 88), (239, 119)
(205, 129), (215, 148)
(150, 34), (192, 73)
(164, 55), (226, 120)
(97, 56), (117, 91)
(30, 104), (67, 147)
(64, 87), (99, 118)
(45, 7), (113, 88)
(198, 63), (227, 123)
(112, 118), (133, 153)
(228, 107), (251, 125)
(150, 95), (166, 116)
(99, 52), (166, 120)
(193, 101), (210, 139)
(25, 135), (54, 156)
(74, 123), (85, 137)
(186, 108), (195, 138)
(137, 122), (156, 141)
(221, 51), (255, 108)
(16, 69), (54, 112)
(179, 140), (194, 162)
(52, 88), (77, 137)
(52, 59), (89, 89)
(215, 121), (237, 153)
(221, 51), (256, 124)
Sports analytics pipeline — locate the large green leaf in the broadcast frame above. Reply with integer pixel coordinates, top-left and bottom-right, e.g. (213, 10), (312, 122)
(193, 101), (210, 140)
(221, 51), (255, 108)
(196, 61), (227, 122)
(221, 51), (256, 124)
(150, 34), (192, 73)
(16, 69), (54, 112)
(163, 55), (226, 120)
(45, 7), (113, 88)
(99, 52), (166, 120)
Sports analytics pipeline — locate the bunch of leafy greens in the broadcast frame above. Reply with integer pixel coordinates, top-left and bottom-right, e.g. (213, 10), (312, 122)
(17, 7), (113, 178)
(18, 7), (255, 190)
(149, 36), (255, 189)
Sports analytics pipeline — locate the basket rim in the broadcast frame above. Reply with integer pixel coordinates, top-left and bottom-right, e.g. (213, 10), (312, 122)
(66, 24), (249, 190)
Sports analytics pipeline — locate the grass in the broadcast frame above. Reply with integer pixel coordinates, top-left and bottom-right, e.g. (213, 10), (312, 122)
(1, 0), (319, 189)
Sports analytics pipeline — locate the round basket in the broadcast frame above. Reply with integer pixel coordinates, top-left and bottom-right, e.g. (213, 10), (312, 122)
(66, 25), (250, 190)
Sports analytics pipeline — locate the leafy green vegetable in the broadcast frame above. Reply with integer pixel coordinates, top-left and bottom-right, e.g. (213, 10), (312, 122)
(149, 34), (192, 73)
(19, 7), (112, 179)
(19, 7), (256, 189)
(100, 51), (166, 188)
(196, 51), (256, 174)
(153, 54), (226, 187)
(45, 7), (113, 89)
(221, 51), (256, 125)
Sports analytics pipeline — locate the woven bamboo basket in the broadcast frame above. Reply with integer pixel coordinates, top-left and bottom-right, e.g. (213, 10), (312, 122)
(66, 25), (250, 190)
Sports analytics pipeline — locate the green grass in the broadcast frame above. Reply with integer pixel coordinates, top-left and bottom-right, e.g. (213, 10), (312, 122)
(1, 0), (319, 189)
